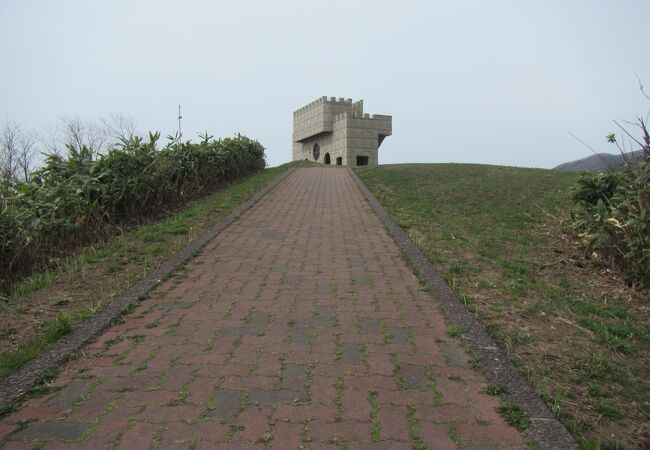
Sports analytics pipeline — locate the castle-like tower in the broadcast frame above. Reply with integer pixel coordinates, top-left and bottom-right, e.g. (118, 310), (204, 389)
(292, 97), (392, 166)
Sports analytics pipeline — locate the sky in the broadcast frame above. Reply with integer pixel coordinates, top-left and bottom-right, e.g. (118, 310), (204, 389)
(1, 0), (649, 168)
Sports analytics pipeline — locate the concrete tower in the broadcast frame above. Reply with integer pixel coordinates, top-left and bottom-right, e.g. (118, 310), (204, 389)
(292, 97), (392, 166)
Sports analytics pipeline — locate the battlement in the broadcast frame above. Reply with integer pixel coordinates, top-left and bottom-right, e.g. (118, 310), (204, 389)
(333, 112), (392, 121)
(293, 96), (357, 116)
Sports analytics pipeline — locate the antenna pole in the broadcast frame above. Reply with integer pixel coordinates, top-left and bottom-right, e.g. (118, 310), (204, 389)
(178, 105), (182, 139)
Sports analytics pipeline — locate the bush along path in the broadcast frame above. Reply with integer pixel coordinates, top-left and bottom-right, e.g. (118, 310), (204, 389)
(1, 168), (534, 449)
(0, 133), (266, 292)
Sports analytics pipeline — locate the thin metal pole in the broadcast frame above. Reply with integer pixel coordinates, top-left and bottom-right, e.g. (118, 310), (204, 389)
(178, 105), (182, 139)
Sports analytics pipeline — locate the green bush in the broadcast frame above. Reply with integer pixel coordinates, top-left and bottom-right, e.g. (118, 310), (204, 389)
(571, 158), (649, 289)
(570, 92), (650, 289)
(0, 133), (265, 290)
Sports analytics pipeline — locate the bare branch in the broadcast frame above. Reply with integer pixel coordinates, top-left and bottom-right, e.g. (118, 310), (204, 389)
(567, 131), (614, 169)
(614, 120), (646, 150)
(636, 72), (650, 101)
(1, 120), (21, 183)
(101, 113), (138, 146)
(40, 125), (64, 157)
(17, 129), (37, 181)
(59, 117), (108, 158)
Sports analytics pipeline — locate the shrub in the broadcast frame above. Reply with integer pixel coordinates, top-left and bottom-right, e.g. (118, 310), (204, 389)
(0, 133), (265, 290)
(570, 113), (649, 289)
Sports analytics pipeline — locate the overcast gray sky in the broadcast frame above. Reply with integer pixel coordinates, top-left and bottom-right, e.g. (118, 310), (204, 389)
(2, 0), (649, 168)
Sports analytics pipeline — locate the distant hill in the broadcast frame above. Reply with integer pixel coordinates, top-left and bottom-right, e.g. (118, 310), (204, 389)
(554, 150), (646, 172)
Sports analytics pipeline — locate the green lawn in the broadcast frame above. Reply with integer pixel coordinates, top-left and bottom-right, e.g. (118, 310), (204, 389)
(357, 163), (649, 450)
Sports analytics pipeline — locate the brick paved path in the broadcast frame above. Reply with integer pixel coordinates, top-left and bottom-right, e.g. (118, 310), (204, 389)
(0, 168), (526, 449)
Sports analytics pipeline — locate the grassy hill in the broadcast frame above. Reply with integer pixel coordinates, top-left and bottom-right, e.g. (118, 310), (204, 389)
(356, 163), (649, 449)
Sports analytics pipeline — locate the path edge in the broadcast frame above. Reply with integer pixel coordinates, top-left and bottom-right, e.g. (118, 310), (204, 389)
(347, 167), (578, 450)
(0, 167), (296, 406)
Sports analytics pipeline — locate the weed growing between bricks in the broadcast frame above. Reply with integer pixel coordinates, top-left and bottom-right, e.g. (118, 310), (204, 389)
(368, 391), (382, 441)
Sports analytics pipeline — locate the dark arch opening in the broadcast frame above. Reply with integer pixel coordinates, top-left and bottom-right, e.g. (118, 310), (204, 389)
(336, 157), (342, 166)
(324, 153), (331, 165)
(313, 143), (320, 161)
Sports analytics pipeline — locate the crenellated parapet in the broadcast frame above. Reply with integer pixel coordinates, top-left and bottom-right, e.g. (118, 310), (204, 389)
(293, 96), (356, 117)
(332, 112), (392, 122)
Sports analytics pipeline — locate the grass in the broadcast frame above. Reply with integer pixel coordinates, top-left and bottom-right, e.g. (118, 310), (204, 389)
(390, 353), (405, 390)
(497, 404), (531, 431)
(368, 391), (382, 442)
(0, 161), (304, 380)
(334, 377), (344, 422)
(406, 405), (425, 450)
(446, 324), (469, 338)
(0, 314), (71, 379)
(484, 383), (509, 396)
(356, 163), (649, 450)
(425, 367), (444, 405)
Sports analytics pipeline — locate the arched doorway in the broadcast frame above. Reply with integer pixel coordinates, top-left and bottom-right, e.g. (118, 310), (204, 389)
(324, 153), (331, 165)
(312, 143), (320, 161)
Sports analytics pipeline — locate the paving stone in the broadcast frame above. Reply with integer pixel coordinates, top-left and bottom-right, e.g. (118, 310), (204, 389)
(140, 404), (203, 422)
(340, 343), (365, 364)
(12, 421), (91, 441)
(47, 378), (94, 408)
(281, 364), (309, 389)
(85, 405), (136, 445)
(155, 441), (192, 450)
(309, 420), (372, 442)
(440, 343), (471, 368)
(290, 324), (312, 345)
(271, 422), (303, 449)
(116, 422), (157, 449)
(455, 423), (526, 448)
(348, 442), (412, 450)
(386, 325), (409, 343)
(236, 406), (271, 442)
(163, 421), (229, 444)
(400, 364), (429, 390)
(247, 389), (301, 406)
(207, 390), (242, 422)
(358, 318), (383, 335)
(245, 312), (271, 336)
(377, 405), (410, 441)
(418, 422), (457, 449)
